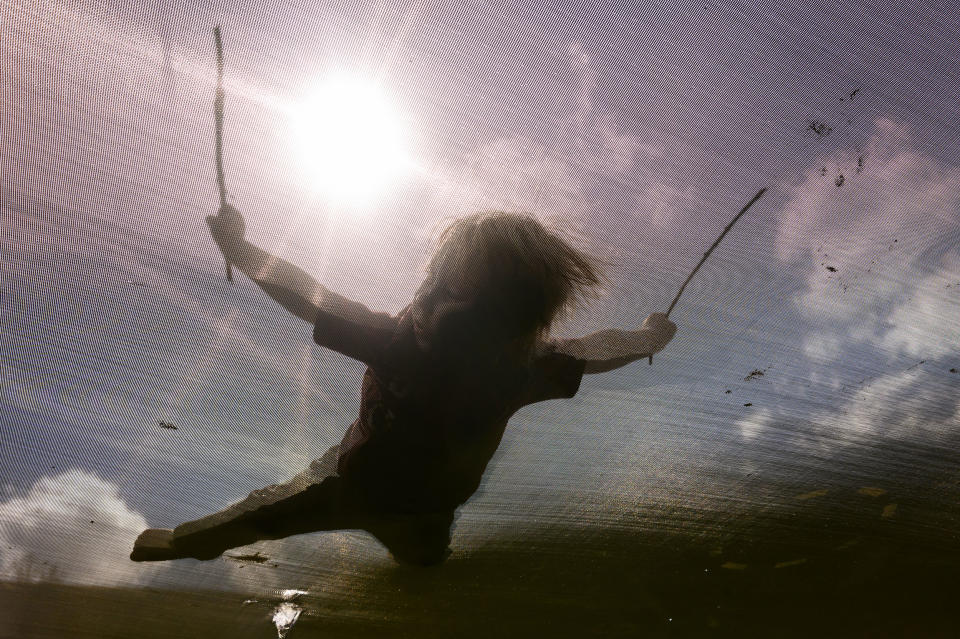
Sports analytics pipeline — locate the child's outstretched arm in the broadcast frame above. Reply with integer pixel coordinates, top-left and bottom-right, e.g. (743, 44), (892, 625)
(555, 313), (677, 374)
(206, 205), (382, 327)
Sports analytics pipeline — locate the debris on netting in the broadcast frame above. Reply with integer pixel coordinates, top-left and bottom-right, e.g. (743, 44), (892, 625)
(774, 558), (807, 569)
(744, 368), (768, 381)
(835, 538), (861, 551)
(950, 368), (957, 374)
(724, 389), (731, 394)
(743, 403), (753, 407)
(227, 551), (269, 563)
(841, 359), (927, 396)
(821, 259), (850, 291)
(808, 120), (832, 137)
(904, 359), (926, 372)
(158, 420), (178, 430)
(807, 89), (867, 182)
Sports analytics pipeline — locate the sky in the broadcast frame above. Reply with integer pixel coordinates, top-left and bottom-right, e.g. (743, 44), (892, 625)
(2, 0), (960, 596)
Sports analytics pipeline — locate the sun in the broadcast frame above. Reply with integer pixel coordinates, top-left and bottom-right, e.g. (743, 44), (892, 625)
(289, 72), (413, 207)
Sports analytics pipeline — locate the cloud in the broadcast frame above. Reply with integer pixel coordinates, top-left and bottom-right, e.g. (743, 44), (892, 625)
(426, 41), (680, 226)
(0, 470), (164, 586)
(802, 332), (844, 362)
(880, 252), (960, 359)
(824, 366), (960, 442)
(0, 470), (272, 591)
(741, 365), (960, 457)
(776, 117), (960, 362)
(737, 407), (773, 442)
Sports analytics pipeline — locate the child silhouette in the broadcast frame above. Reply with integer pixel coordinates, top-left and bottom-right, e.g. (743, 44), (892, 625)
(131, 205), (676, 565)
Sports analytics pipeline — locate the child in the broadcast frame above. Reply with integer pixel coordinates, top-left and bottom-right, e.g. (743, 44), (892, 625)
(131, 205), (676, 566)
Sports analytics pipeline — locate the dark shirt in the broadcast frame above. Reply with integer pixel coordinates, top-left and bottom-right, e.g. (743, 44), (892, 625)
(313, 302), (585, 514)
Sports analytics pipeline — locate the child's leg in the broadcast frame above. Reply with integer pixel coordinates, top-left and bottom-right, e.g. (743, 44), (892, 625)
(132, 445), (354, 561)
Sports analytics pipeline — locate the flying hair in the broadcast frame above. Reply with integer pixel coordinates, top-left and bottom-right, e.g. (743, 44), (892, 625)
(426, 211), (609, 348)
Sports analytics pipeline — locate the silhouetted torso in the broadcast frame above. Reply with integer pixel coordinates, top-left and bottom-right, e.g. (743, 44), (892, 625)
(314, 304), (585, 515)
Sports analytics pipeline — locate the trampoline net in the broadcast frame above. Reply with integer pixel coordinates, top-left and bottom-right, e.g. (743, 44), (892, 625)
(2, 0), (960, 635)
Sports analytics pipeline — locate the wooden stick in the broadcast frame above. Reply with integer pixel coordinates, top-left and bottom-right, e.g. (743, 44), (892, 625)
(213, 26), (233, 283)
(650, 187), (768, 364)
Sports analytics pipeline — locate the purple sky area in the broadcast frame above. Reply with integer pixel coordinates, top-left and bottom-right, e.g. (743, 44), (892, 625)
(2, 0), (959, 591)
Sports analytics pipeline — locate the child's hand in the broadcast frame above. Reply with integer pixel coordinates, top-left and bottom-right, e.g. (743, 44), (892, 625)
(206, 204), (245, 263)
(642, 312), (677, 349)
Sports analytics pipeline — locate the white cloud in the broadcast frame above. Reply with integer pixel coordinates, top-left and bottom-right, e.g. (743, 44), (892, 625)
(880, 252), (960, 358)
(802, 332), (844, 362)
(0, 470), (164, 586)
(811, 366), (960, 450)
(737, 407), (774, 442)
(426, 41), (684, 228)
(777, 117), (960, 362)
(744, 365), (960, 456)
(0, 470), (403, 592)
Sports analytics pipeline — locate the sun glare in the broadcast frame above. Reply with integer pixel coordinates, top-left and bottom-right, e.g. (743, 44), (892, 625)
(290, 73), (413, 207)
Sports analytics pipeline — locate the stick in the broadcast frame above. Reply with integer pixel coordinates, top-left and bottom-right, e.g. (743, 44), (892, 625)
(213, 26), (233, 283)
(649, 187), (768, 364)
